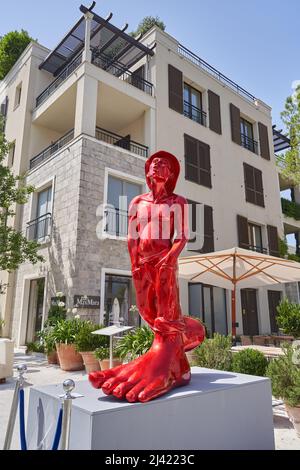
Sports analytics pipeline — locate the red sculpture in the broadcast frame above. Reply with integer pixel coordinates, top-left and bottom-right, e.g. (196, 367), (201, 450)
(89, 151), (205, 402)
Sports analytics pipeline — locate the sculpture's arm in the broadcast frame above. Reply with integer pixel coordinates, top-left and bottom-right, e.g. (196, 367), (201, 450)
(127, 196), (141, 271)
(156, 196), (189, 268)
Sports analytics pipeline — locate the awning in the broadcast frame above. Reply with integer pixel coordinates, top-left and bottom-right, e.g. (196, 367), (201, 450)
(39, 2), (155, 77)
(273, 125), (290, 153)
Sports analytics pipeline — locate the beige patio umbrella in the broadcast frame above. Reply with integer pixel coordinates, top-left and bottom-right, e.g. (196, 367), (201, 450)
(178, 247), (300, 337)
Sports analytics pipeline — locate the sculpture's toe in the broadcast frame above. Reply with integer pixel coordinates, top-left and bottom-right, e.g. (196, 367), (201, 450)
(138, 377), (171, 403)
(102, 377), (122, 395)
(89, 370), (114, 389)
(112, 381), (137, 399)
(126, 380), (147, 402)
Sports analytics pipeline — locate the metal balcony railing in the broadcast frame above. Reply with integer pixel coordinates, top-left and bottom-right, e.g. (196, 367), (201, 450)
(27, 213), (52, 241)
(29, 129), (74, 169)
(241, 133), (259, 154)
(248, 245), (268, 254)
(281, 197), (300, 220)
(36, 53), (82, 108)
(95, 127), (148, 158)
(91, 52), (153, 96)
(178, 43), (256, 103)
(183, 100), (207, 127)
(104, 207), (128, 237)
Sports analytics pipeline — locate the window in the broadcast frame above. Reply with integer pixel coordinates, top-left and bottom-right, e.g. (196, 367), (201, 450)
(0, 96), (8, 132)
(184, 134), (211, 188)
(104, 274), (139, 327)
(248, 223), (264, 253)
(106, 175), (142, 237)
(27, 186), (52, 241)
(243, 163), (264, 207)
(183, 83), (205, 126)
(14, 83), (22, 109)
(240, 118), (257, 154)
(188, 283), (227, 336)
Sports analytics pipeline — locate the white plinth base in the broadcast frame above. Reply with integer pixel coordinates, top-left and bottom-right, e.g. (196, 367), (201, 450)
(27, 367), (275, 450)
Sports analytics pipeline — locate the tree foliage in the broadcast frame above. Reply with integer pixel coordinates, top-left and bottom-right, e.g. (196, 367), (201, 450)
(0, 117), (44, 275)
(0, 30), (34, 80)
(130, 16), (166, 38)
(277, 85), (300, 187)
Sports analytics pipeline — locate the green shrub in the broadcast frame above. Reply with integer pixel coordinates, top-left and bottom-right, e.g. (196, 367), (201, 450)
(74, 322), (108, 352)
(267, 343), (300, 407)
(232, 349), (268, 376)
(193, 333), (233, 371)
(276, 298), (300, 338)
(26, 341), (45, 353)
(114, 326), (154, 361)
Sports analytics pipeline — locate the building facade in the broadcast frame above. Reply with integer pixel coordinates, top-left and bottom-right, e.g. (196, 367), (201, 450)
(0, 5), (291, 345)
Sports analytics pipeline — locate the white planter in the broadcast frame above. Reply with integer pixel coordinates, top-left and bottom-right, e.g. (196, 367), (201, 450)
(0, 338), (14, 382)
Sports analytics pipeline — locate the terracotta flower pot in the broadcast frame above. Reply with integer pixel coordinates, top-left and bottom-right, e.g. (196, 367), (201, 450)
(185, 350), (197, 366)
(47, 351), (59, 365)
(56, 343), (84, 371)
(80, 351), (100, 373)
(285, 404), (300, 437)
(99, 358), (122, 370)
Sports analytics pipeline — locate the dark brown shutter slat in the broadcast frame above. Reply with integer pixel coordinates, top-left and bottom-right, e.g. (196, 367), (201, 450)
(258, 122), (270, 160)
(202, 205), (214, 253)
(237, 215), (249, 249)
(267, 225), (279, 257)
(198, 141), (212, 188)
(230, 103), (241, 145)
(208, 90), (222, 134)
(168, 64), (183, 114)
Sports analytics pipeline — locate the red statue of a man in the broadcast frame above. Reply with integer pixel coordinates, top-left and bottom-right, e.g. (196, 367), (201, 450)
(89, 151), (205, 402)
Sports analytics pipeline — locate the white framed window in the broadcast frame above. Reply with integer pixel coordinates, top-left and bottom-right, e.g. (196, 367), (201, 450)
(27, 178), (55, 243)
(14, 82), (22, 109)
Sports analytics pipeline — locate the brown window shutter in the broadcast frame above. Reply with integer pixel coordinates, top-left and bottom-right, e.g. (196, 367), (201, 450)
(237, 215), (249, 249)
(168, 64), (183, 114)
(184, 134), (199, 184)
(184, 134), (212, 188)
(230, 103), (241, 145)
(267, 225), (279, 257)
(258, 122), (270, 160)
(198, 141), (212, 188)
(243, 163), (264, 207)
(208, 90), (222, 134)
(202, 205), (214, 253)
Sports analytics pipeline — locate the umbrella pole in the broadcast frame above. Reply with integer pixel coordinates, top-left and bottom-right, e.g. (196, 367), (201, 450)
(231, 284), (237, 339)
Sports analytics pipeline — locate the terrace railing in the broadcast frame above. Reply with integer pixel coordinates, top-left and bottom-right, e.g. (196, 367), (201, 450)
(95, 127), (148, 158)
(178, 43), (256, 103)
(36, 53), (82, 108)
(183, 100), (207, 127)
(104, 207), (128, 237)
(26, 213), (52, 241)
(241, 133), (259, 155)
(30, 129), (74, 169)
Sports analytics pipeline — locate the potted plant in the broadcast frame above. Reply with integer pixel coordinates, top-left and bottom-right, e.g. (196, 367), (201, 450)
(114, 326), (154, 362)
(94, 346), (122, 370)
(37, 328), (58, 364)
(74, 322), (108, 373)
(267, 343), (300, 436)
(276, 298), (300, 339)
(52, 318), (85, 371)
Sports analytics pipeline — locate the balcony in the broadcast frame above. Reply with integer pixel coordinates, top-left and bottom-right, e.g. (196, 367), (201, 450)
(95, 127), (148, 158)
(241, 133), (258, 154)
(248, 245), (268, 254)
(91, 52), (153, 96)
(27, 213), (52, 242)
(30, 129), (74, 170)
(183, 101), (206, 127)
(36, 54), (82, 108)
(104, 207), (128, 238)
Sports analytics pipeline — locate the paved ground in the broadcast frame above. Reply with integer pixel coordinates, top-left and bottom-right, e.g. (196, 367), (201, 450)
(0, 353), (300, 450)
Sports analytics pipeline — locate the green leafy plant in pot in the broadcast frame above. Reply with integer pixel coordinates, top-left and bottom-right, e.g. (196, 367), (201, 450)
(114, 326), (154, 362)
(267, 343), (300, 436)
(94, 345), (122, 370)
(74, 322), (108, 373)
(276, 298), (300, 339)
(37, 327), (58, 364)
(51, 318), (86, 371)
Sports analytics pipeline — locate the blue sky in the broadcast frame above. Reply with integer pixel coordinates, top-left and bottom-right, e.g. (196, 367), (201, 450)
(1, 0), (299, 127)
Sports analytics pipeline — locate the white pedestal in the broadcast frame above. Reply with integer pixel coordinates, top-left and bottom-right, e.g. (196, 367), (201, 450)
(26, 367), (275, 450)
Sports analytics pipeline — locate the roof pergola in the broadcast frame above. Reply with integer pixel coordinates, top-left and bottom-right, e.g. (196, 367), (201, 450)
(273, 125), (291, 153)
(39, 2), (155, 77)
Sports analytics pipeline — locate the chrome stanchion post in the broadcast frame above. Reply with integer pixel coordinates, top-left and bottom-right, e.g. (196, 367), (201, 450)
(3, 364), (27, 450)
(60, 379), (75, 450)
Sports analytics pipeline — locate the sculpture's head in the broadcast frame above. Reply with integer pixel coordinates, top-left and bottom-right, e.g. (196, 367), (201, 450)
(145, 150), (180, 194)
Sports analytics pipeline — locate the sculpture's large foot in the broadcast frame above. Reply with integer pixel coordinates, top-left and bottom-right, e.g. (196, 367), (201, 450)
(89, 333), (190, 403)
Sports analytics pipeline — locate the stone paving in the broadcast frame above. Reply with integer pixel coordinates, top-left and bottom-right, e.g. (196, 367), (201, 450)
(0, 353), (300, 450)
